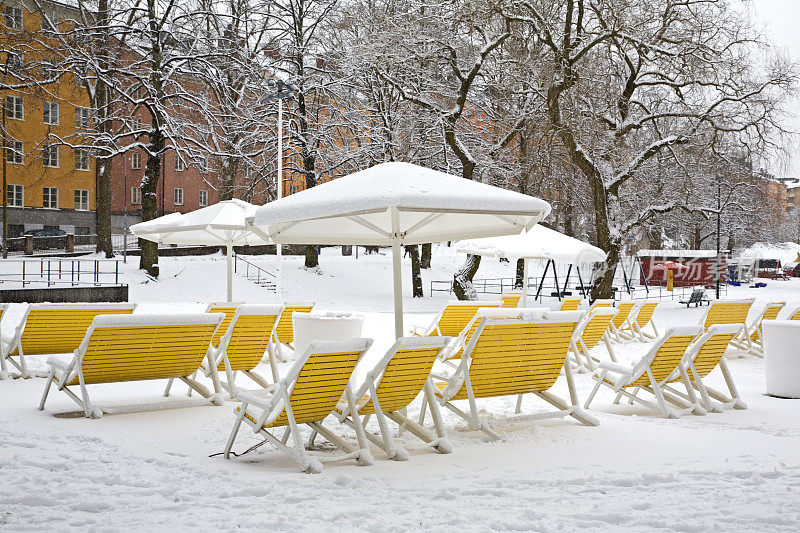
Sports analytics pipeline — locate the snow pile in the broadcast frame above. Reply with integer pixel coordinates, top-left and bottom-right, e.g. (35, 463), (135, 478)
(737, 241), (800, 264)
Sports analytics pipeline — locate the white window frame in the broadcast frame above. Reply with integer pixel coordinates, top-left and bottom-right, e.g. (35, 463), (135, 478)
(43, 101), (59, 125)
(131, 186), (141, 205)
(173, 187), (184, 206)
(174, 156), (185, 172)
(5, 140), (23, 164)
(74, 148), (90, 171)
(131, 151), (142, 169)
(199, 189), (208, 207)
(75, 106), (91, 129)
(4, 5), (22, 30)
(6, 184), (23, 207)
(43, 144), (59, 168)
(74, 189), (89, 211)
(43, 187), (58, 209)
(5, 95), (23, 120)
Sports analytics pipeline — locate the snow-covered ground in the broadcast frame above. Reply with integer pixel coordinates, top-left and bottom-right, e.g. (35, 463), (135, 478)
(1, 247), (800, 531)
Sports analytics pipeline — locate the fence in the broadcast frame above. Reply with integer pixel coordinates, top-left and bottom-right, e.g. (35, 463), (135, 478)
(0, 258), (122, 288)
(233, 254), (276, 291)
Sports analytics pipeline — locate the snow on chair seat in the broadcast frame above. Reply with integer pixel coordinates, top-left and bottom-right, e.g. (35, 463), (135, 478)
(569, 307), (618, 371)
(335, 336), (452, 461)
(584, 326), (704, 418)
(223, 338), (373, 474)
(500, 292), (522, 308)
(38, 313), (225, 419)
(429, 311), (598, 441)
(1, 302), (137, 379)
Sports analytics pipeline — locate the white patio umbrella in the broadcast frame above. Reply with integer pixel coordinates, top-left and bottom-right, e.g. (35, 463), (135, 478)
(130, 199), (271, 302)
(456, 225), (608, 306)
(250, 162), (551, 338)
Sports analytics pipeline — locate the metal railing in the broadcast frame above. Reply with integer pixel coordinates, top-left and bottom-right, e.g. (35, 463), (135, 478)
(431, 277), (540, 297)
(0, 258), (123, 288)
(233, 254), (276, 291)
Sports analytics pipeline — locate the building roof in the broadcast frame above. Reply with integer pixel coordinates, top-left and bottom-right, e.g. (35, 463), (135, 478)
(637, 249), (719, 258)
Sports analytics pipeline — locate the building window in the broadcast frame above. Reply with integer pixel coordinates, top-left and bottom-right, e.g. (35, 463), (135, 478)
(131, 186), (141, 205)
(6, 184), (23, 207)
(4, 140), (23, 164)
(131, 151), (142, 169)
(174, 156), (185, 172)
(42, 144), (58, 167)
(199, 190), (208, 207)
(198, 157), (208, 173)
(74, 148), (90, 171)
(174, 187), (184, 205)
(75, 106), (91, 129)
(74, 189), (89, 210)
(4, 5), (22, 30)
(131, 117), (142, 131)
(5, 95), (23, 120)
(43, 187), (58, 209)
(43, 101), (59, 125)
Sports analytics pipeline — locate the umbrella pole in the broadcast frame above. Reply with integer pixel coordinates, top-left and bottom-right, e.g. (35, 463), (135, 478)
(226, 243), (233, 302)
(391, 207), (404, 339)
(521, 258), (529, 307)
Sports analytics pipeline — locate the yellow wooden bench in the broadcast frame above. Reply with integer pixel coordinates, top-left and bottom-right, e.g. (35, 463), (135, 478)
(224, 338), (373, 473)
(431, 311), (597, 440)
(1, 303), (137, 378)
(38, 313), (224, 418)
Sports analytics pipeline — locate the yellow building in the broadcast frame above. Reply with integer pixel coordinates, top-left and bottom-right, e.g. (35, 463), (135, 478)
(1, 0), (96, 239)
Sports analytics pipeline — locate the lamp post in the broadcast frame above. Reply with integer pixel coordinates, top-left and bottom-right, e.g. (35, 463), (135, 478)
(262, 80), (298, 299)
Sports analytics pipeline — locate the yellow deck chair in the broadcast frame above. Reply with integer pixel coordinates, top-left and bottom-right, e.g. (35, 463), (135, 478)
(271, 301), (315, 360)
(336, 337), (452, 460)
(206, 302), (244, 348)
(584, 326), (704, 418)
(38, 313), (224, 418)
(608, 302), (638, 343)
(500, 292), (522, 308)
(1, 303), (137, 379)
(559, 297), (583, 311)
(412, 300), (503, 338)
(430, 311), (598, 440)
(569, 307), (617, 371)
(623, 301), (660, 341)
(737, 301), (785, 357)
(588, 299), (615, 311)
(223, 338), (373, 473)
(0, 303), (8, 378)
(660, 324), (745, 412)
(788, 306), (800, 320)
(701, 299), (753, 350)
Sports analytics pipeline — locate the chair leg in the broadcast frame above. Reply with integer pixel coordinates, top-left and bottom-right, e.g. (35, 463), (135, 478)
(423, 380), (451, 453)
(646, 368), (674, 418)
(561, 359), (599, 426)
(39, 370), (56, 411)
(163, 378), (175, 397)
(224, 404), (247, 459)
(343, 386), (375, 466)
(584, 371), (606, 409)
(719, 359), (747, 409)
(515, 394), (523, 414)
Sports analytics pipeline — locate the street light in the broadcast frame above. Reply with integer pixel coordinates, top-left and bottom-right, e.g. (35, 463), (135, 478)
(261, 79), (298, 299)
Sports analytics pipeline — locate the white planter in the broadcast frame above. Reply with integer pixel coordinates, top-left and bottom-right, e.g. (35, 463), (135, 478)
(762, 320), (800, 399)
(292, 312), (365, 357)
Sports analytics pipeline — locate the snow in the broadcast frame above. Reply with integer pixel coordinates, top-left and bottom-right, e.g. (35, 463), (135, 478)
(736, 242), (800, 264)
(2, 247), (800, 530)
(456, 225), (607, 265)
(252, 162), (552, 245)
(637, 249), (719, 258)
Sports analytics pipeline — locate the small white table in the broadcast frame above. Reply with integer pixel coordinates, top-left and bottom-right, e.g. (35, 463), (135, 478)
(762, 320), (800, 399)
(292, 312), (365, 357)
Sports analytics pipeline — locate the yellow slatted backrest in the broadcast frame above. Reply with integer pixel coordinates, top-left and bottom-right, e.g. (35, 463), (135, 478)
(590, 301), (613, 310)
(751, 303), (785, 340)
(267, 348), (363, 427)
(500, 294), (521, 308)
(436, 303), (499, 338)
(612, 303), (636, 328)
(560, 298), (582, 311)
(636, 302), (658, 327)
(791, 308), (800, 321)
(703, 301), (752, 331)
(219, 312), (280, 372)
(691, 332), (737, 379)
(581, 313), (616, 349)
(17, 307), (135, 355)
(360, 345), (442, 415)
(455, 320), (577, 400)
(69, 323), (217, 386)
(631, 334), (697, 387)
(275, 304), (314, 345)
(208, 305), (240, 347)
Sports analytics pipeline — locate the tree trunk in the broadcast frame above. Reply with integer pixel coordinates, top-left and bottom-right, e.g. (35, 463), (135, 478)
(420, 243), (431, 269)
(139, 132), (163, 277)
(406, 245), (423, 297)
(304, 244), (318, 268)
(93, 0), (113, 258)
(453, 254), (481, 300)
(591, 243), (618, 302)
(95, 158), (113, 258)
(515, 258), (525, 289)
(220, 156), (238, 200)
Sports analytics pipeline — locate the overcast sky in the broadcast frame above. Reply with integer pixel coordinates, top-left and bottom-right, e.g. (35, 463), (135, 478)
(748, 0), (800, 178)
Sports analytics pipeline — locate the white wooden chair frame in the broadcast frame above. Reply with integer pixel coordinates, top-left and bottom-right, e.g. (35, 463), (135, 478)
(701, 299), (753, 352)
(621, 301), (660, 342)
(1, 302), (137, 379)
(429, 312), (598, 441)
(38, 313), (224, 419)
(336, 337), (452, 461)
(271, 301), (315, 362)
(584, 326), (705, 418)
(568, 307), (618, 372)
(736, 301), (785, 357)
(410, 300), (503, 337)
(607, 302), (640, 343)
(223, 338), (374, 474)
(0, 303), (9, 379)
